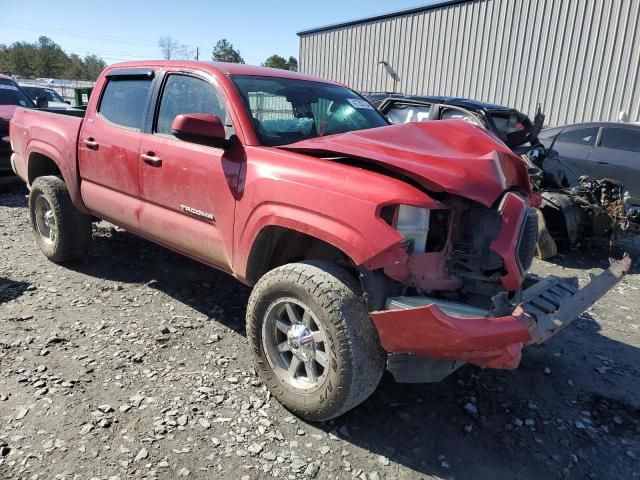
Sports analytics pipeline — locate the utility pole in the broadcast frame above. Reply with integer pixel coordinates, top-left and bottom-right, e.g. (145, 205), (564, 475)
(195, 47), (199, 61)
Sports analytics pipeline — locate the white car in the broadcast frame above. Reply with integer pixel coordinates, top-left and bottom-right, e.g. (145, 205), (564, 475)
(20, 85), (71, 109)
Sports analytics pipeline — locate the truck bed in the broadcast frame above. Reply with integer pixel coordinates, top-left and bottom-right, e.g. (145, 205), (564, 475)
(37, 107), (87, 118)
(10, 107), (85, 207)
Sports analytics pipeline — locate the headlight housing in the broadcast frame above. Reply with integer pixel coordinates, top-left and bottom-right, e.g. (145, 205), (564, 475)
(380, 204), (451, 254)
(396, 205), (430, 253)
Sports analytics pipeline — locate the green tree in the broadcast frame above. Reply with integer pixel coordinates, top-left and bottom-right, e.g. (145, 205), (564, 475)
(262, 54), (298, 71)
(7, 41), (38, 77)
(0, 37), (107, 80)
(64, 53), (85, 79)
(212, 39), (244, 64)
(285, 56), (298, 71)
(34, 36), (68, 78)
(82, 55), (107, 81)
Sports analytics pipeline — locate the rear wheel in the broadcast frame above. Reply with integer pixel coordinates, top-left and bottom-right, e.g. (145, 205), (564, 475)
(29, 176), (92, 262)
(246, 261), (385, 421)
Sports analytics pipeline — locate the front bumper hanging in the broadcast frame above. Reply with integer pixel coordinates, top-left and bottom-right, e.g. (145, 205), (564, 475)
(369, 255), (632, 370)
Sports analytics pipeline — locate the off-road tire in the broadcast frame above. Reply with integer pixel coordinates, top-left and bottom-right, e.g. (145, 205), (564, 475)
(29, 176), (92, 262)
(246, 261), (386, 421)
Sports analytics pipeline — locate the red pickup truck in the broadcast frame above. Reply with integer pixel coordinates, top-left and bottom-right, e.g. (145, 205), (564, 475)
(10, 61), (630, 420)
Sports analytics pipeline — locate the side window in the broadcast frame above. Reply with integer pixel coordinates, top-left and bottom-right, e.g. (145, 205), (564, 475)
(98, 78), (152, 130)
(386, 104), (431, 124)
(557, 127), (598, 146)
(600, 128), (640, 153)
(156, 74), (230, 136)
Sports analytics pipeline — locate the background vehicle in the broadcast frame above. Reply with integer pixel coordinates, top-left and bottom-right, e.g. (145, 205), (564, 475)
(21, 85), (72, 109)
(368, 93), (639, 253)
(364, 93), (545, 156)
(10, 61), (629, 420)
(539, 122), (640, 203)
(0, 74), (34, 185)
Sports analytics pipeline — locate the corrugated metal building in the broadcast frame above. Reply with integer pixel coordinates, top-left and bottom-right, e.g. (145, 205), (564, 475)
(297, 0), (640, 126)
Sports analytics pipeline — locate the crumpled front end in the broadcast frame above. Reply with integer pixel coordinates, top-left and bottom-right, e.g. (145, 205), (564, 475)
(369, 255), (631, 370)
(364, 191), (540, 307)
(361, 184), (631, 375)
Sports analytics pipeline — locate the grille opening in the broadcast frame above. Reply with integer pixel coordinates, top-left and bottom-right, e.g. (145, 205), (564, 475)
(426, 210), (450, 252)
(517, 209), (539, 273)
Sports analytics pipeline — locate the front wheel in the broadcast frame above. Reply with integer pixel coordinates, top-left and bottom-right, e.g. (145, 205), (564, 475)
(29, 176), (92, 263)
(246, 261), (386, 421)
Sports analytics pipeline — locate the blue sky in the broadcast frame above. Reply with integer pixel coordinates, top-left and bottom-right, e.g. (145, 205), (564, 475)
(0, 0), (439, 65)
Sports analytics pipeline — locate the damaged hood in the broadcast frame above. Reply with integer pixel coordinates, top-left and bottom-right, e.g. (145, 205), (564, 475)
(281, 121), (531, 207)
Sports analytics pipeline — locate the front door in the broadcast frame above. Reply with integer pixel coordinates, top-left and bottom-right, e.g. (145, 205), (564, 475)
(78, 72), (154, 229)
(138, 72), (241, 270)
(550, 126), (600, 183)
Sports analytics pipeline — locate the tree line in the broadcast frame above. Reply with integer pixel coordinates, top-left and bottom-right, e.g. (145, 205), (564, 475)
(160, 36), (298, 71)
(0, 36), (106, 81)
(0, 34), (298, 82)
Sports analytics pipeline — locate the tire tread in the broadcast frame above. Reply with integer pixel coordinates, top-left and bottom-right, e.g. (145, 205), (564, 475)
(29, 176), (91, 262)
(246, 261), (385, 421)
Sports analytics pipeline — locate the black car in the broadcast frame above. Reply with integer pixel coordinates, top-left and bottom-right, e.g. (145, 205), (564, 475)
(538, 122), (640, 203)
(364, 92), (638, 253)
(364, 93), (545, 155)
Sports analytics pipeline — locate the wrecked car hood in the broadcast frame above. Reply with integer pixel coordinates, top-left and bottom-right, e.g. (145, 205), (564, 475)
(281, 121), (531, 207)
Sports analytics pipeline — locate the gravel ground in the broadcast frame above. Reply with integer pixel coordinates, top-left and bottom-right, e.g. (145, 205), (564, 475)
(1, 187), (639, 480)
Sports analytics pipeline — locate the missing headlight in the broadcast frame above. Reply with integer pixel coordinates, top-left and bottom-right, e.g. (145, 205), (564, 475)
(426, 210), (450, 252)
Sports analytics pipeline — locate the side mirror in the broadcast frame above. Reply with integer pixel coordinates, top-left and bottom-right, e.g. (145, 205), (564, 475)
(65, 100), (71, 105)
(35, 96), (49, 109)
(171, 113), (228, 148)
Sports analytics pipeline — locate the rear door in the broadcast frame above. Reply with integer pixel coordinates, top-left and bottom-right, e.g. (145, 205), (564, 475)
(138, 71), (241, 270)
(78, 69), (155, 229)
(587, 126), (640, 199)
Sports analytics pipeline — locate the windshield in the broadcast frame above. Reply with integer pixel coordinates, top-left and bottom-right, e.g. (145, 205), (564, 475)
(0, 80), (33, 107)
(23, 86), (64, 103)
(232, 75), (388, 146)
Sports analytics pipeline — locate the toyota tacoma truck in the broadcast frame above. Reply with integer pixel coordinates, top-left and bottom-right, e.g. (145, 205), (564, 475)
(9, 61), (631, 421)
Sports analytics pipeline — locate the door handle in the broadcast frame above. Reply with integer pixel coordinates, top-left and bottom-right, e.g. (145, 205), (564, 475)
(83, 138), (99, 150)
(140, 152), (162, 167)
(597, 161), (609, 165)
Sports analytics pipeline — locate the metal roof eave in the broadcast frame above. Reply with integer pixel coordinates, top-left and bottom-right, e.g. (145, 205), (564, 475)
(297, 0), (473, 36)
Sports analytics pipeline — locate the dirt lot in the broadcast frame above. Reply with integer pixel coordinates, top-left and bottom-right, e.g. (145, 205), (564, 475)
(1, 186), (639, 480)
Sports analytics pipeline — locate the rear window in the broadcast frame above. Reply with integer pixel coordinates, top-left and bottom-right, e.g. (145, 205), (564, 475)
(600, 127), (640, 153)
(386, 103), (431, 124)
(0, 79), (33, 107)
(490, 112), (526, 135)
(98, 78), (152, 130)
(440, 107), (483, 127)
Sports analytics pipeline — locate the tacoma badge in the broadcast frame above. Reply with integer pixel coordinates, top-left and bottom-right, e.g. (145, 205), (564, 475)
(180, 204), (214, 222)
